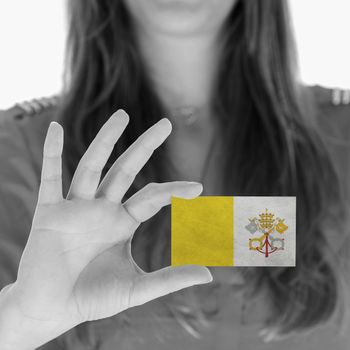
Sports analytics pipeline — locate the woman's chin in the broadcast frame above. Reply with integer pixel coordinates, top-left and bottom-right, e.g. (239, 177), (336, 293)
(145, 13), (211, 37)
(153, 0), (203, 14)
(124, 0), (237, 37)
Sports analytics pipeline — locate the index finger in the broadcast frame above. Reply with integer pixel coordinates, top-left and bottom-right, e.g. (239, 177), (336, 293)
(66, 110), (129, 200)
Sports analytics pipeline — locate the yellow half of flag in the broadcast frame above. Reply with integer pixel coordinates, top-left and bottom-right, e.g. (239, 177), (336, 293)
(171, 196), (296, 267)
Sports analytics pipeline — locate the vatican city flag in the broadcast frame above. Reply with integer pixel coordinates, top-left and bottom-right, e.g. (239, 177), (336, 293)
(171, 196), (296, 267)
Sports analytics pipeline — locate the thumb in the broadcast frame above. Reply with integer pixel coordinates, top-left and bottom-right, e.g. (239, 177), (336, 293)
(130, 265), (213, 307)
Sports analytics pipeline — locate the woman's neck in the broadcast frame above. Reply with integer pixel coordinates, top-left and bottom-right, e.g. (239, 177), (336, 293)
(135, 28), (220, 118)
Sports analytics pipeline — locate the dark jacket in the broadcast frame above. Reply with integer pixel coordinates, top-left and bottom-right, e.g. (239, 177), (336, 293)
(0, 86), (349, 350)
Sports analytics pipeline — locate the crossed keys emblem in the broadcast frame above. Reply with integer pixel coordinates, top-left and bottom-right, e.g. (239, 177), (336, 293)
(245, 209), (288, 258)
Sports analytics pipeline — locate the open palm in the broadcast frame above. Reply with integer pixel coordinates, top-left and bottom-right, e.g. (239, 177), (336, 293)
(11, 110), (212, 343)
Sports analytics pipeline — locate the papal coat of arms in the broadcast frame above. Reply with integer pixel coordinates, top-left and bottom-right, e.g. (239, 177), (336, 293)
(245, 209), (288, 257)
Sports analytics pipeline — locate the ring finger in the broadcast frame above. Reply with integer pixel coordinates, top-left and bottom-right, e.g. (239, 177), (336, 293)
(96, 118), (172, 203)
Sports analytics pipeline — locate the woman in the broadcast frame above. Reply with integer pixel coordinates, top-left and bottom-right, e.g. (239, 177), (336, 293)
(0, 0), (349, 349)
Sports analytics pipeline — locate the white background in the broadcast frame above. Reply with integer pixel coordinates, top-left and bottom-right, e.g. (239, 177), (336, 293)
(0, 0), (349, 109)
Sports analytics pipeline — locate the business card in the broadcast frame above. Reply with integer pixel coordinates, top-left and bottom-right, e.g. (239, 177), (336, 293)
(171, 196), (296, 267)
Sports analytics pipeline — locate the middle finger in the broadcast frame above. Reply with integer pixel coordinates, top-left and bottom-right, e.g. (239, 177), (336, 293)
(66, 110), (129, 200)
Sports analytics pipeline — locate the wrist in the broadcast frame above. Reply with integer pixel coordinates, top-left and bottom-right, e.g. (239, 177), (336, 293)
(0, 283), (34, 349)
(0, 282), (72, 349)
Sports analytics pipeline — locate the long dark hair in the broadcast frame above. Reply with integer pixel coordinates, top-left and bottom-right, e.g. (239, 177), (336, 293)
(57, 0), (349, 346)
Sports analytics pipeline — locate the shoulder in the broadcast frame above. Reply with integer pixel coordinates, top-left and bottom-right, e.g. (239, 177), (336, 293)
(0, 96), (61, 181)
(0, 95), (60, 147)
(0, 95), (59, 125)
(304, 85), (350, 203)
(304, 84), (350, 140)
(0, 96), (73, 197)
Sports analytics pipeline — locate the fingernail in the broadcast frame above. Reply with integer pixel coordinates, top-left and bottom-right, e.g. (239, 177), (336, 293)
(50, 121), (61, 129)
(48, 121), (63, 137)
(113, 110), (129, 123)
(204, 274), (213, 283)
(188, 182), (203, 194)
(202, 268), (213, 283)
(187, 182), (202, 187)
(158, 118), (172, 132)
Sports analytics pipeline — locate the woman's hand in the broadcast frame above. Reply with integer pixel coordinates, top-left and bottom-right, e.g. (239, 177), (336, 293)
(1, 110), (212, 349)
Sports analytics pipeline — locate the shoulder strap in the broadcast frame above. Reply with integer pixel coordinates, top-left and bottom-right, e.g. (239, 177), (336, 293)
(13, 95), (59, 119)
(311, 85), (350, 107)
(0, 95), (59, 121)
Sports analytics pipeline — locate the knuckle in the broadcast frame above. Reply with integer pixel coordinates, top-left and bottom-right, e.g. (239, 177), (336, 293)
(137, 135), (155, 153)
(145, 200), (160, 213)
(127, 279), (136, 309)
(161, 267), (172, 282)
(69, 189), (92, 200)
(99, 139), (112, 150)
(43, 153), (60, 160)
(141, 142), (154, 154)
(43, 174), (61, 182)
(116, 166), (135, 181)
(143, 182), (158, 192)
(95, 134), (114, 149)
(80, 163), (101, 174)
